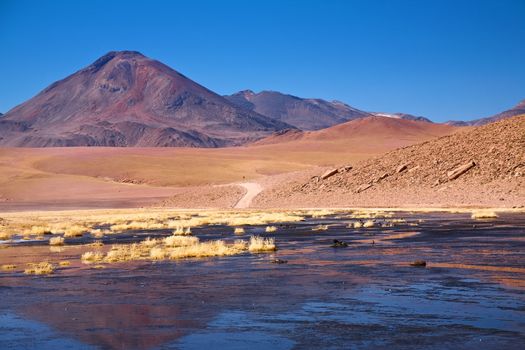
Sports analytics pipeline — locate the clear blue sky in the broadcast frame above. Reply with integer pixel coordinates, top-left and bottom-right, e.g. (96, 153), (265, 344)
(1, 0), (524, 121)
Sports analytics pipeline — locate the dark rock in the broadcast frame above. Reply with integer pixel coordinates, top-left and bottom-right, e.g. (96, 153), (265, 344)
(396, 163), (410, 173)
(410, 260), (427, 267)
(271, 259), (288, 264)
(331, 239), (349, 248)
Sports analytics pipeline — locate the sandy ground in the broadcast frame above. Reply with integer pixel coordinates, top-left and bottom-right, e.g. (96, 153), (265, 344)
(0, 118), (452, 211)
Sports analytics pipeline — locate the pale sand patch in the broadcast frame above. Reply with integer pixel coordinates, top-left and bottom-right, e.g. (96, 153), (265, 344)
(234, 183), (263, 209)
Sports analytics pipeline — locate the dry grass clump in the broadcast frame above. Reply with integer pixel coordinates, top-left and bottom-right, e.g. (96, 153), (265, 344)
(306, 209), (338, 218)
(141, 237), (161, 248)
(81, 251), (104, 264)
(234, 227), (245, 235)
(312, 225), (329, 231)
(110, 220), (165, 232)
(265, 226), (278, 233)
(64, 225), (89, 237)
(164, 235), (200, 247)
(1, 264), (17, 270)
(91, 229), (104, 238)
(24, 262), (54, 275)
(248, 236), (276, 252)
(88, 240), (104, 247)
(471, 210), (498, 219)
(150, 247), (166, 260)
(77, 231), (276, 265)
(363, 220), (375, 228)
(30, 226), (52, 235)
(0, 231), (9, 240)
(169, 239), (246, 259)
(105, 244), (144, 263)
(59, 261), (71, 267)
(49, 236), (65, 246)
(352, 221), (363, 228)
(173, 226), (192, 235)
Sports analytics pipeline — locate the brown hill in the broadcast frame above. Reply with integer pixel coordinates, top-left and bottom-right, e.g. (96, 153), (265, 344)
(252, 116), (456, 146)
(225, 90), (373, 130)
(256, 115), (525, 208)
(0, 51), (291, 147)
(0, 117), (457, 211)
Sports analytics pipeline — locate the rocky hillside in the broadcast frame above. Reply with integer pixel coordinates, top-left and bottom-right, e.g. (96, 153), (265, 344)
(256, 115), (525, 208)
(0, 51), (291, 147)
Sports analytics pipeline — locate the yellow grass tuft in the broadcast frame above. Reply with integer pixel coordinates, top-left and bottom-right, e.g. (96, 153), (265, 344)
(64, 225), (88, 237)
(30, 226), (52, 235)
(308, 209), (336, 218)
(81, 251), (104, 264)
(0, 231), (9, 240)
(49, 236), (65, 246)
(59, 261), (71, 266)
(24, 262), (54, 275)
(91, 229), (104, 238)
(164, 235), (199, 247)
(105, 244), (144, 263)
(471, 210), (498, 219)
(248, 236), (276, 252)
(110, 220), (165, 232)
(150, 247), (166, 260)
(141, 237), (160, 248)
(168, 239), (245, 259)
(265, 226), (278, 233)
(173, 226), (192, 235)
(312, 224), (328, 231)
(234, 227), (245, 235)
(363, 220), (375, 228)
(1, 264), (17, 270)
(353, 221), (363, 228)
(233, 239), (248, 250)
(88, 240), (104, 247)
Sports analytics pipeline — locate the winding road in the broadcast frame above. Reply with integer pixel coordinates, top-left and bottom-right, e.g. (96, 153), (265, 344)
(234, 182), (263, 209)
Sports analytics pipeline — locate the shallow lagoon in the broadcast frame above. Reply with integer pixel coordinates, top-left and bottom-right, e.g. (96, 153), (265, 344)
(1, 211), (524, 349)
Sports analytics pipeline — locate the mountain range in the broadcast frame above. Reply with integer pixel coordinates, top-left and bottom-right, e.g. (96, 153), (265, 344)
(446, 99), (525, 126)
(0, 51), (291, 147)
(0, 50), (522, 147)
(224, 90), (373, 130)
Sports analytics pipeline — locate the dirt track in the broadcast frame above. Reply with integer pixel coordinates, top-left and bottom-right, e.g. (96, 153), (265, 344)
(234, 183), (264, 208)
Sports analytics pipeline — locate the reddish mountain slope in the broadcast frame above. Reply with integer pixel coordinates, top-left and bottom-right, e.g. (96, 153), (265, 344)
(253, 116), (456, 146)
(0, 51), (291, 147)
